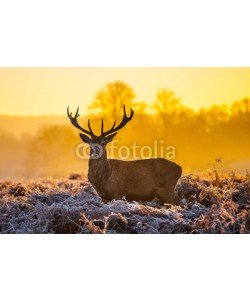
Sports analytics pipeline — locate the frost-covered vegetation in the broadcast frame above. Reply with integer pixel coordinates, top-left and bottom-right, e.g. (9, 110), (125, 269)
(0, 173), (249, 234)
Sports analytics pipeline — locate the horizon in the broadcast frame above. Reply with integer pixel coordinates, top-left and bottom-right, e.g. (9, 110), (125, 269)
(1, 67), (250, 116)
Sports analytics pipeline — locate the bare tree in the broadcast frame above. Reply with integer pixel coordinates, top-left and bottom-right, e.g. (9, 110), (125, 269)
(89, 81), (136, 119)
(153, 88), (182, 130)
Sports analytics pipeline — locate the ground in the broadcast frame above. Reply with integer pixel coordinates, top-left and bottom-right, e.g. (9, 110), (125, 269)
(0, 173), (249, 234)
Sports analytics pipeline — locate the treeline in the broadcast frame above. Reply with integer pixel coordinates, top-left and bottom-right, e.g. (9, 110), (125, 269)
(0, 81), (249, 178)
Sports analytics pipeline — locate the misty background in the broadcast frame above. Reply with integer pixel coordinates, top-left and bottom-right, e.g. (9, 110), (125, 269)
(0, 81), (250, 179)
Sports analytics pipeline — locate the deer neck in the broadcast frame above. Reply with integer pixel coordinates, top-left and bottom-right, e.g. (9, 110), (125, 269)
(88, 148), (111, 185)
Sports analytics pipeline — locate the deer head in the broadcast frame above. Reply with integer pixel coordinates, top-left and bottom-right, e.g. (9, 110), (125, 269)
(67, 105), (134, 158)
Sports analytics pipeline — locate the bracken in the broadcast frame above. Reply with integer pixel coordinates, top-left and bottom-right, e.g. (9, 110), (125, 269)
(0, 174), (249, 234)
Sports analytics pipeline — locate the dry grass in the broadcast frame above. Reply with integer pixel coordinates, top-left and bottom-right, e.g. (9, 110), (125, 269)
(0, 173), (249, 234)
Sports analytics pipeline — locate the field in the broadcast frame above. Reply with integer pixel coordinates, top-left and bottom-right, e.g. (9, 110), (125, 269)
(0, 173), (249, 234)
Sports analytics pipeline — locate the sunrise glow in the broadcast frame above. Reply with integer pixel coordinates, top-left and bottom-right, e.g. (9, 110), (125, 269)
(1, 67), (250, 115)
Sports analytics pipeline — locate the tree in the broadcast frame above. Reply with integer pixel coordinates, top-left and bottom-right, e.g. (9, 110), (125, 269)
(153, 88), (183, 130)
(231, 98), (250, 117)
(154, 89), (181, 113)
(89, 81), (136, 119)
(26, 126), (79, 177)
(198, 104), (229, 131)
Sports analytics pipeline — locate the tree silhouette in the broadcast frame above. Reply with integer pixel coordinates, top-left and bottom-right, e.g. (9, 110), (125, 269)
(231, 97), (250, 117)
(89, 81), (136, 119)
(153, 88), (183, 130)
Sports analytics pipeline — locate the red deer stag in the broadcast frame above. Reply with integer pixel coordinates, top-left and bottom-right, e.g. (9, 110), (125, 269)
(67, 105), (182, 205)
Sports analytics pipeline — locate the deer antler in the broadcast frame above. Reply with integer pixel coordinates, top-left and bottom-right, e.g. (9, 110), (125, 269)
(101, 105), (134, 137)
(67, 105), (134, 138)
(67, 107), (97, 137)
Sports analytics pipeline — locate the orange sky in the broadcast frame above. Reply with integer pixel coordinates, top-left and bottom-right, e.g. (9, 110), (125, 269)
(0, 67), (250, 116)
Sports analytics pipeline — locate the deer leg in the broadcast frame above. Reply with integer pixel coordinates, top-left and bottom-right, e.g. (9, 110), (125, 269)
(155, 186), (176, 206)
(153, 189), (167, 206)
(102, 198), (110, 204)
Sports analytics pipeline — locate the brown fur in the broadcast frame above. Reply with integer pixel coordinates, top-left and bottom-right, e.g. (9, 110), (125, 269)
(88, 149), (182, 204)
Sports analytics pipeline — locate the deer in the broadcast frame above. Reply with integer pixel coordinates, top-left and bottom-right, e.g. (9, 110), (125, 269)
(67, 105), (182, 205)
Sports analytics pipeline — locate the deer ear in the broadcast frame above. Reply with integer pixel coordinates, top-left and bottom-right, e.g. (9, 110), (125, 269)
(104, 132), (117, 144)
(79, 133), (92, 144)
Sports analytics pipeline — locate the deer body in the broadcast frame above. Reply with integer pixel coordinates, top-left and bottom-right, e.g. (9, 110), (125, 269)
(67, 105), (182, 205)
(88, 153), (181, 204)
